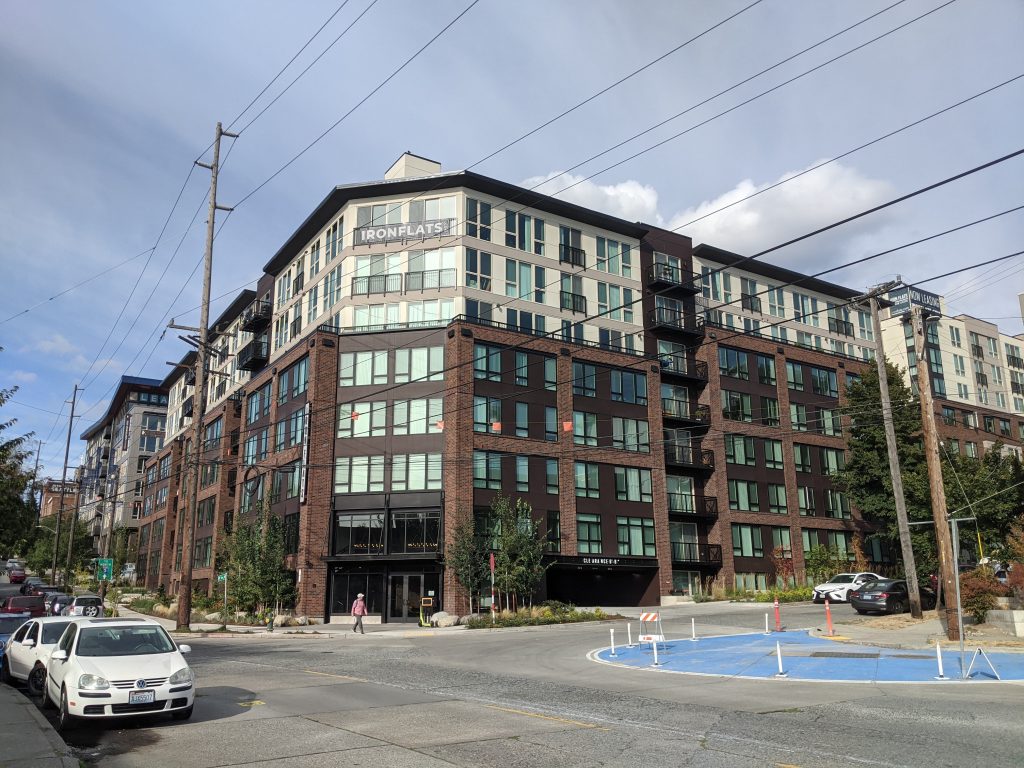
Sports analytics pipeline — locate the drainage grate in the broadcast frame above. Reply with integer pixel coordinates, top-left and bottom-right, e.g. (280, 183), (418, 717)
(810, 651), (880, 659)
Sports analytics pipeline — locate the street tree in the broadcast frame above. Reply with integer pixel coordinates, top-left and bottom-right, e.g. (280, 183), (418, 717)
(0, 360), (36, 557)
(444, 515), (490, 613)
(217, 502), (294, 618)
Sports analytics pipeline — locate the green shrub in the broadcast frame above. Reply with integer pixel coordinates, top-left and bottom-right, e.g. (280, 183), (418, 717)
(754, 587), (814, 603)
(131, 597), (157, 615)
(465, 606), (608, 629)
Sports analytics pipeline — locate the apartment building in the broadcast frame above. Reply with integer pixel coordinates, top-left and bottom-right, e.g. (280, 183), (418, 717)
(38, 479), (80, 520)
(140, 153), (897, 618)
(879, 286), (1024, 458)
(78, 376), (168, 559)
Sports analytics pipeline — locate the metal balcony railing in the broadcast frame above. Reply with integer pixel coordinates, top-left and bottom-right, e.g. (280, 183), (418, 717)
(351, 273), (403, 296)
(237, 340), (269, 371)
(828, 317), (855, 337)
(646, 263), (701, 293)
(741, 294), (763, 314)
(667, 494), (718, 518)
(661, 399), (710, 425)
(560, 290), (587, 314)
(648, 307), (705, 335)
(670, 542), (722, 564)
(664, 443), (715, 470)
(659, 355), (709, 381)
(240, 299), (272, 332)
(558, 244), (586, 268)
(405, 268), (456, 292)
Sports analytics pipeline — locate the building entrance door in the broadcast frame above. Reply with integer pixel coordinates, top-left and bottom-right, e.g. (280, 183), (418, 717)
(388, 573), (423, 623)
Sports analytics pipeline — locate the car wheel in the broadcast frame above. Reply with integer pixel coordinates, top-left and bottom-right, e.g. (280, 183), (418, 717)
(27, 666), (46, 697)
(57, 687), (76, 732)
(83, 605), (100, 617)
(889, 598), (905, 614)
(0, 657), (11, 686)
(171, 704), (194, 721)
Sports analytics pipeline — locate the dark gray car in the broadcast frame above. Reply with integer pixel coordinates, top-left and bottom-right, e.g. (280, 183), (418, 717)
(849, 579), (937, 614)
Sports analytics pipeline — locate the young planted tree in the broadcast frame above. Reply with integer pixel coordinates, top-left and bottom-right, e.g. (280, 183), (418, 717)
(444, 515), (490, 613)
(217, 502), (294, 618)
(491, 494), (548, 610)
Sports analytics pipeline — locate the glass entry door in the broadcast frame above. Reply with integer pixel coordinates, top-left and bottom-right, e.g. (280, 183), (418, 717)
(388, 573), (423, 623)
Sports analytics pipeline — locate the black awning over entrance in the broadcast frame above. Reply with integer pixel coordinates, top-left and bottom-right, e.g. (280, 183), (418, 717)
(544, 555), (660, 607)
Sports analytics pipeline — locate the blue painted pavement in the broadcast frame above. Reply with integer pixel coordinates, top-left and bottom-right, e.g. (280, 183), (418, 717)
(592, 630), (1024, 683)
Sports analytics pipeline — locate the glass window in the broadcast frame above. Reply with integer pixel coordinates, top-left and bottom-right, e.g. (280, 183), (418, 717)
(728, 480), (759, 511)
(515, 402), (529, 437)
(473, 344), (502, 382)
(337, 401), (386, 438)
(333, 512), (384, 555)
(725, 434), (756, 466)
(395, 347), (444, 383)
(614, 466), (653, 502)
(764, 439), (784, 470)
(573, 411), (598, 446)
(794, 444), (813, 473)
(790, 403), (808, 432)
(611, 370), (647, 405)
(545, 406), (558, 442)
(786, 362), (805, 391)
(390, 510), (440, 554)
(756, 354), (776, 385)
(473, 451), (502, 489)
(572, 362), (596, 397)
(466, 198), (492, 241)
(612, 417), (650, 452)
(768, 484), (787, 514)
(732, 524), (764, 557)
(809, 366), (839, 397)
(721, 390), (753, 422)
(546, 459), (559, 495)
(574, 462), (600, 498)
(392, 398), (443, 435)
(516, 455), (529, 492)
(333, 456), (385, 493)
(544, 357), (557, 391)
(760, 396), (780, 426)
(340, 350), (388, 387)
(391, 453), (442, 492)
(577, 514), (602, 554)
(617, 517), (656, 556)
(718, 347), (749, 379)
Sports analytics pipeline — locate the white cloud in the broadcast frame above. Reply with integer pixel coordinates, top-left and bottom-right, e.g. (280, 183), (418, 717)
(30, 333), (79, 357)
(520, 172), (662, 224)
(9, 370), (37, 383)
(668, 162), (896, 266)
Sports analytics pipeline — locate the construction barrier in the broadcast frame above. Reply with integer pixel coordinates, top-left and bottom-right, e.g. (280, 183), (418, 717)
(638, 611), (664, 645)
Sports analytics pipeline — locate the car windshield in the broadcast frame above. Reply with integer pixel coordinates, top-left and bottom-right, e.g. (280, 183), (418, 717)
(76, 626), (176, 656)
(76, 598), (102, 606)
(826, 575), (855, 584)
(0, 617), (26, 634)
(41, 622), (73, 644)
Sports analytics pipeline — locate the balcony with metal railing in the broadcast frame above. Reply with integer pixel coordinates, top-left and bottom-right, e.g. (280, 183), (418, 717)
(661, 399), (710, 426)
(664, 442), (714, 470)
(240, 300), (272, 332)
(741, 293), (763, 314)
(560, 290), (587, 314)
(558, 243), (586, 268)
(971, 344), (985, 359)
(646, 263), (701, 293)
(237, 340), (269, 371)
(670, 542), (722, 565)
(405, 268), (456, 292)
(659, 354), (709, 381)
(351, 273), (403, 296)
(648, 307), (705, 336)
(828, 317), (855, 337)
(667, 493), (718, 519)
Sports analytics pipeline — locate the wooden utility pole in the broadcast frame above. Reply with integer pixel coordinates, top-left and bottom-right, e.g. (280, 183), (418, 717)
(177, 122), (236, 630)
(910, 306), (959, 640)
(52, 385), (79, 584)
(30, 440), (42, 513)
(63, 465), (82, 587)
(868, 293), (922, 618)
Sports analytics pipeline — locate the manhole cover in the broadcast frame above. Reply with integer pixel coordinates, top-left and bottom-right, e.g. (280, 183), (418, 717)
(810, 651), (880, 659)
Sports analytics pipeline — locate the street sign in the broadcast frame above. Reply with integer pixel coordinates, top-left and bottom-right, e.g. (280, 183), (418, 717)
(96, 558), (113, 582)
(217, 572), (227, 583)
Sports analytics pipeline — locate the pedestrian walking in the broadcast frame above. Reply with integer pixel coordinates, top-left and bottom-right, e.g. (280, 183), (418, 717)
(351, 592), (367, 634)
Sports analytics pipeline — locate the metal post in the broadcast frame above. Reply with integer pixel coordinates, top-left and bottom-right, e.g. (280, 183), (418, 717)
(609, 628), (617, 657)
(177, 121), (236, 631)
(690, 616), (697, 642)
(950, 518), (966, 678)
(911, 307), (959, 640)
(52, 385), (79, 585)
(869, 293), (922, 618)
(775, 641), (787, 677)
(935, 642), (946, 679)
(765, 612), (770, 635)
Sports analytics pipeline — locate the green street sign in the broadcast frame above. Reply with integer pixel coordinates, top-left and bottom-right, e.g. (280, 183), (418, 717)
(96, 558), (114, 581)
(217, 572), (227, 583)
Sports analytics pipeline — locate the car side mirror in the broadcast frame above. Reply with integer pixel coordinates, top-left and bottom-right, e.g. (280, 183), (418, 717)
(21, 638), (35, 648)
(178, 644), (192, 654)
(51, 650), (67, 662)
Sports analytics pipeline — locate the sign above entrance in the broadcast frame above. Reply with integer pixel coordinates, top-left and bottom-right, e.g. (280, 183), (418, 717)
(553, 555), (659, 569)
(354, 217), (455, 245)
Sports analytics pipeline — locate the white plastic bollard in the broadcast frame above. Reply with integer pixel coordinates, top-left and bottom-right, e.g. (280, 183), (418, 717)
(765, 612), (770, 635)
(652, 638), (661, 666)
(610, 628), (617, 657)
(935, 642), (946, 679)
(775, 641), (787, 677)
(690, 616), (697, 642)
(627, 622), (633, 647)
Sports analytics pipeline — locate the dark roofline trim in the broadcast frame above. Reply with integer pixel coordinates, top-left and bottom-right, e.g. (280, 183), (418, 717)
(692, 244), (865, 301)
(263, 170), (651, 276)
(79, 376), (166, 441)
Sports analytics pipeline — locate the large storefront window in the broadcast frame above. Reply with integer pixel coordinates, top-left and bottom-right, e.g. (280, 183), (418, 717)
(390, 511), (440, 554)
(330, 570), (384, 616)
(333, 513), (384, 555)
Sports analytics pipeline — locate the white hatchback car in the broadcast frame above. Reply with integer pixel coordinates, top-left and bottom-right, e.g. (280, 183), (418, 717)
(2, 616), (76, 695)
(812, 572), (883, 603)
(45, 617), (194, 731)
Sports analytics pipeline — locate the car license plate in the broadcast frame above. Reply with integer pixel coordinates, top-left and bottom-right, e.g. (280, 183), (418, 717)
(129, 690), (155, 704)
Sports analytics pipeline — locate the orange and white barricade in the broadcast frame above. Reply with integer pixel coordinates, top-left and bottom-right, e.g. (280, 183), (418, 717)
(637, 611), (665, 647)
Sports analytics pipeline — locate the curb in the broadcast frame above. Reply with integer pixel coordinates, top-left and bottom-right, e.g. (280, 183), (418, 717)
(5, 688), (79, 768)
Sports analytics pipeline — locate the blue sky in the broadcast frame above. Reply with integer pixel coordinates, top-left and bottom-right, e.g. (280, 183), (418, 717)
(2, 0), (1022, 478)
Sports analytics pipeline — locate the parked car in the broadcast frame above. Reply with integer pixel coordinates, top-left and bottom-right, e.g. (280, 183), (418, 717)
(27, 584), (61, 597)
(812, 572), (883, 603)
(1, 617), (75, 695)
(7, 567), (26, 584)
(849, 579), (938, 614)
(49, 595), (74, 617)
(61, 595), (105, 618)
(0, 612), (32, 682)
(44, 617), (194, 731)
(5, 559), (23, 571)
(19, 577), (44, 594)
(1, 595), (46, 618)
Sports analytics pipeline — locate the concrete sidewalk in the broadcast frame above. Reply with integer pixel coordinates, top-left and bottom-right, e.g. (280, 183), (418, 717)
(0, 685), (77, 768)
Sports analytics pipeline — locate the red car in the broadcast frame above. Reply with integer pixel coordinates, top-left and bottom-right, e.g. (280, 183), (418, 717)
(0, 595), (45, 617)
(7, 567), (26, 584)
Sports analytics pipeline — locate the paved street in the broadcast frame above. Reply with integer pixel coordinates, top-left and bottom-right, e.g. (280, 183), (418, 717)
(7, 600), (1022, 768)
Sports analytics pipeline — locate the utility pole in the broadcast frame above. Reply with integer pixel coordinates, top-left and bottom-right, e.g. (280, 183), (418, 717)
(910, 306), (959, 640)
(52, 385), (79, 585)
(30, 440), (43, 514)
(868, 290), (922, 618)
(177, 121), (236, 631)
(64, 466), (82, 587)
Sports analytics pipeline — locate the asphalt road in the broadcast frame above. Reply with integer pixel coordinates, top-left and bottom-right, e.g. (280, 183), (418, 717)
(7, 601), (1022, 768)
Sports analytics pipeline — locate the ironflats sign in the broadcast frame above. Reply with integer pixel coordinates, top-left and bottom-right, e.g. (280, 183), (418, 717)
(354, 218), (454, 245)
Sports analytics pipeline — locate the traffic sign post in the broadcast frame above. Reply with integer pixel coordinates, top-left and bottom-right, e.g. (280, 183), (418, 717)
(96, 558), (113, 582)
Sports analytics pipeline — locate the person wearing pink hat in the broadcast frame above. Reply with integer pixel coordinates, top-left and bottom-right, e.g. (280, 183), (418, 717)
(351, 593), (367, 634)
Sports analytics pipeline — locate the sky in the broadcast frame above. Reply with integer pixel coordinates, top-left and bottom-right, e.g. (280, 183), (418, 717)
(1, 0), (1022, 479)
